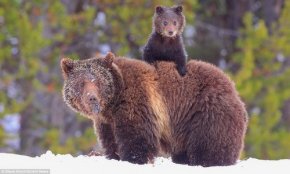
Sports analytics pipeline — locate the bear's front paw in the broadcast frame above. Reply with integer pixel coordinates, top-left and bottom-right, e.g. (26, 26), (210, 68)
(107, 152), (120, 160)
(87, 150), (102, 157)
(120, 147), (155, 164)
(122, 154), (149, 164)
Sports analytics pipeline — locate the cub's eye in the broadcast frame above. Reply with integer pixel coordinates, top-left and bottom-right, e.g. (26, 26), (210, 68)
(173, 21), (177, 26)
(163, 21), (168, 26)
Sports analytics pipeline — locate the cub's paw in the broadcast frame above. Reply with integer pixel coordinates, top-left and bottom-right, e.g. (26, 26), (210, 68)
(177, 66), (187, 76)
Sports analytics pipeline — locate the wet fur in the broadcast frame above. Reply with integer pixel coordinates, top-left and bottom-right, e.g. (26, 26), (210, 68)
(61, 54), (248, 166)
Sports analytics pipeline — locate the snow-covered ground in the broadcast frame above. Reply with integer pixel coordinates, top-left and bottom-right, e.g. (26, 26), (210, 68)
(0, 151), (289, 174)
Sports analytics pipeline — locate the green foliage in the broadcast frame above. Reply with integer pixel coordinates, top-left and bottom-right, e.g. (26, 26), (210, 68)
(0, 0), (46, 148)
(232, 3), (290, 159)
(0, 126), (6, 147)
(42, 127), (96, 155)
(0, 0), (96, 155)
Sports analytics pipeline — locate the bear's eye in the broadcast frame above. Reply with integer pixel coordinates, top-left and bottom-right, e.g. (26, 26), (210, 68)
(173, 21), (177, 26)
(79, 82), (85, 88)
(163, 21), (168, 26)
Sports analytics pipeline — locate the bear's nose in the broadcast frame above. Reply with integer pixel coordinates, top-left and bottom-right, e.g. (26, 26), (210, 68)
(168, 31), (173, 35)
(89, 95), (97, 102)
(86, 94), (100, 113)
(87, 93), (98, 103)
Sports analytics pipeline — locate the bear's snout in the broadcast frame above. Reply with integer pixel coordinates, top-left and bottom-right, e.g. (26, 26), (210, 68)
(81, 80), (102, 115)
(86, 92), (100, 114)
(90, 102), (100, 114)
(88, 94), (98, 102)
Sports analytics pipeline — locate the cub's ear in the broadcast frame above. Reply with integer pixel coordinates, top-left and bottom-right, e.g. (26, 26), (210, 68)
(104, 52), (115, 67)
(155, 6), (164, 15)
(174, 5), (183, 13)
(61, 58), (74, 79)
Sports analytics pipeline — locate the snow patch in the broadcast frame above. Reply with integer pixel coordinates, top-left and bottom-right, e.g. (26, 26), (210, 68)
(0, 151), (289, 174)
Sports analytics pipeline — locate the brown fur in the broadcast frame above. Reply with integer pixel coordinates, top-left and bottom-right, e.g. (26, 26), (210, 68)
(153, 5), (185, 37)
(61, 53), (248, 166)
(143, 5), (187, 76)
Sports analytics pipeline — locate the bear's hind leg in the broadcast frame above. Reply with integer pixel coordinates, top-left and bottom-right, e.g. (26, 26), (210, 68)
(187, 144), (237, 167)
(172, 151), (189, 164)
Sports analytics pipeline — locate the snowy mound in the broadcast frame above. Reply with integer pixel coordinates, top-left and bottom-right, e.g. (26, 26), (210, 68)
(0, 151), (289, 174)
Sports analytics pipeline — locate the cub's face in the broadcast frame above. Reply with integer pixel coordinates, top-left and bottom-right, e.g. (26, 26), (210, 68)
(154, 5), (185, 38)
(61, 53), (115, 120)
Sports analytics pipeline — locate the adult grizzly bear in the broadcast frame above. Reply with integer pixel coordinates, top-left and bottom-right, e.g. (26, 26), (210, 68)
(61, 52), (248, 166)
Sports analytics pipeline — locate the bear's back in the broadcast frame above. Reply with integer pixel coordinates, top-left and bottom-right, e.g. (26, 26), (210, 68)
(155, 59), (245, 120)
(155, 60), (247, 161)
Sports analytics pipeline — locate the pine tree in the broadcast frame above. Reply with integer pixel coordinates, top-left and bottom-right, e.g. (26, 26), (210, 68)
(232, 2), (290, 159)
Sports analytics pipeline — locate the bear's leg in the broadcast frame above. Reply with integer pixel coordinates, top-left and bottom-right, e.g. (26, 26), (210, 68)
(176, 64), (186, 76)
(171, 151), (189, 164)
(174, 54), (187, 76)
(115, 121), (158, 164)
(187, 144), (210, 166)
(187, 141), (237, 167)
(119, 136), (156, 164)
(95, 122), (120, 160)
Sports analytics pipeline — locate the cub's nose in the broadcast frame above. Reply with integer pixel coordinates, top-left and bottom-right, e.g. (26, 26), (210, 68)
(168, 31), (173, 35)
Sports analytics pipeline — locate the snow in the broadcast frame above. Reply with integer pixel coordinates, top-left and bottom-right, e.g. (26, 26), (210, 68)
(0, 151), (289, 174)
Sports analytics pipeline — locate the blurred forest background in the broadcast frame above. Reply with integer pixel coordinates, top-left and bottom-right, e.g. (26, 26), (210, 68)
(0, 0), (290, 160)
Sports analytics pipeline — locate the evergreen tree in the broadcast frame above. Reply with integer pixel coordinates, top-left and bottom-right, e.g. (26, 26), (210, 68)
(232, 2), (290, 159)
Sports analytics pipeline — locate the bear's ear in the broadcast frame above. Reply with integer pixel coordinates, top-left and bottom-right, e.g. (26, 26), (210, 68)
(174, 5), (183, 14)
(104, 52), (115, 67)
(155, 6), (164, 15)
(61, 58), (74, 79)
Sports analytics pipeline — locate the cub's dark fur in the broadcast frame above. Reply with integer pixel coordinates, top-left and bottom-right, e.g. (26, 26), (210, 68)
(143, 5), (187, 76)
(61, 52), (248, 166)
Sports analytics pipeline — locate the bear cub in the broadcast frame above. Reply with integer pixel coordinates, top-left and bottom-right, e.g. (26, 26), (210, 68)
(143, 5), (187, 76)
